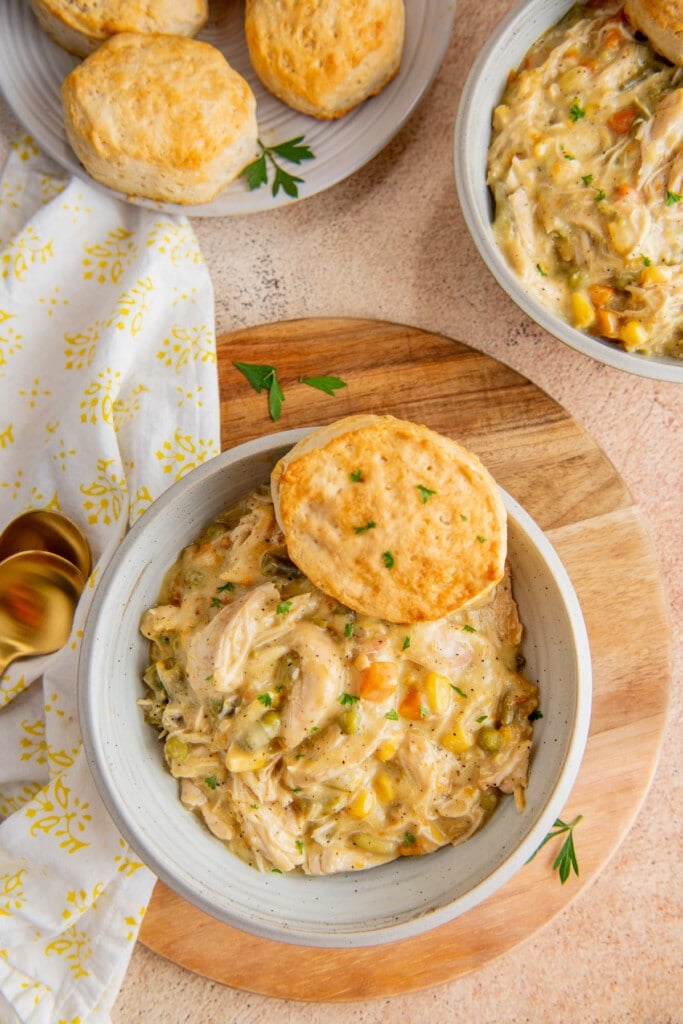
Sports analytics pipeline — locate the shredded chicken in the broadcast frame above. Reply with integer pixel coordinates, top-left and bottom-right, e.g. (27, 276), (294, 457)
(138, 488), (539, 874)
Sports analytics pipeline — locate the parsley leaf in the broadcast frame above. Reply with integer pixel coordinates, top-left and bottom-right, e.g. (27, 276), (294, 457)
(595, 188), (606, 202)
(569, 100), (586, 122)
(257, 692), (273, 707)
(382, 551), (395, 569)
(402, 635), (411, 650)
(354, 520), (376, 534)
(385, 709), (399, 720)
(276, 600), (292, 615)
(462, 624), (476, 633)
(416, 484), (436, 503)
(536, 263), (548, 277)
(233, 361), (285, 422)
(666, 190), (681, 206)
(527, 815), (582, 884)
(204, 775), (217, 789)
(451, 685), (468, 699)
(217, 581), (234, 592)
(344, 621), (354, 638)
(350, 469), (363, 482)
(210, 597), (221, 608)
(339, 692), (360, 705)
(241, 136), (315, 198)
(300, 375), (347, 396)
(403, 831), (417, 847)
(581, 174), (594, 186)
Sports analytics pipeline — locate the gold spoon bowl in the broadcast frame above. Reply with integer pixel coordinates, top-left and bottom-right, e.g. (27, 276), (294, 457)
(0, 509), (92, 581)
(0, 550), (85, 675)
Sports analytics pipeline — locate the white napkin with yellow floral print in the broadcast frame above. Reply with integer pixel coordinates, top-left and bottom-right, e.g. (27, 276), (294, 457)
(0, 136), (220, 1024)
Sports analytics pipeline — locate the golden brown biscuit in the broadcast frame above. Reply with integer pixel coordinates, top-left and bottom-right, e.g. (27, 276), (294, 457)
(245, 0), (405, 119)
(27, 0), (208, 58)
(61, 33), (258, 206)
(625, 0), (683, 65)
(271, 415), (507, 623)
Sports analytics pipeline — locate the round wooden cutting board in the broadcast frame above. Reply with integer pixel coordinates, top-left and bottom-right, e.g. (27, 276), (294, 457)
(139, 318), (671, 1000)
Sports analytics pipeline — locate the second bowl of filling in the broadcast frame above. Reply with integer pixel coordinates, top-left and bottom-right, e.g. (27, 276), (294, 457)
(455, 0), (683, 381)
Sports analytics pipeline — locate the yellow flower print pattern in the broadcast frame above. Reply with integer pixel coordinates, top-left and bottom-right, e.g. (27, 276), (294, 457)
(82, 227), (136, 285)
(156, 429), (219, 481)
(80, 457), (127, 525)
(24, 776), (92, 854)
(0, 138), (217, 1023)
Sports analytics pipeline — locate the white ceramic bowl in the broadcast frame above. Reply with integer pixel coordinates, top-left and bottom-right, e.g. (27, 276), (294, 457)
(78, 429), (592, 947)
(454, 0), (683, 384)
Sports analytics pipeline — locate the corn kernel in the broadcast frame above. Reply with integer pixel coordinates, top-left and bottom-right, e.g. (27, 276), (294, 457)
(441, 724), (472, 754)
(349, 790), (373, 818)
(373, 771), (394, 803)
(376, 738), (398, 762)
(225, 743), (269, 773)
(499, 724), (514, 743)
(424, 671), (452, 715)
(640, 265), (670, 286)
(571, 291), (596, 329)
(620, 320), (648, 351)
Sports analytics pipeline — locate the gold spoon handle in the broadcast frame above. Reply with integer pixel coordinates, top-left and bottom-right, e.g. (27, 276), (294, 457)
(0, 640), (20, 677)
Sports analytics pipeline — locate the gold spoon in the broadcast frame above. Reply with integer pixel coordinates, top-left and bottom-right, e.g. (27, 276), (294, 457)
(0, 551), (85, 676)
(0, 509), (92, 580)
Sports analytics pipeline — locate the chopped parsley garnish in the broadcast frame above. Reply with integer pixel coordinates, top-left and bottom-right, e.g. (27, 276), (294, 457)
(451, 685), (468, 699)
(210, 597), (221, 608)
(641, 254), (652, 267)
(233, 361), (285, 421)
(569, 100), (586, 122)
(292, 786), (302, 793)
(300, 375), (347, 396)
(251, 803), (260, 810)
(416, 484), (436, 503)
(310, 725), (319, 733)
(595, 188), (606, 202)
(460, 513), (468, 521)
(527, 815), (582, 884)
(420, 705), (428, 719)
(529, 708), (544, 721)
(462, 624), (476, 633)
(402, 635), (411, 650)
(204, 674), (213, 682)
(385, 709), (399, 720)
(217, 581), (234, 592)
(257, 692), (273, 707)
(344, 621), (354, 638)
(354, 519), (376, 534)
(561, 145), (575, 160)
(536, 263), (548, 277)
(666, 190), (681, 206)
(241, 135), (315, 198)
(476, 535), (487, 544)
(271, 867), (283, 873)
(276, 600), (292, 615)
(350, 469), (363, 482)
(403, 831), (417, 847)
(339, 692), (360, 705)
(476, 714), (487, 723)
(382, 551), (395, 569)
(295, 839), (304, 852)
(204, 775), (217, 790)
(581, 174), (593, 186)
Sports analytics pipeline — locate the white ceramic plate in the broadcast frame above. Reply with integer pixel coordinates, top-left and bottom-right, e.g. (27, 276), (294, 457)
(79, 430), (592, 948)
(0, 0), (456, 216)
(454, 0), (683, 383)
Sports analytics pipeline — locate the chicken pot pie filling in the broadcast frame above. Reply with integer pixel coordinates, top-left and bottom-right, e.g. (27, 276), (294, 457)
(139, 487), (539, 875)
(487, 0), (683, 358)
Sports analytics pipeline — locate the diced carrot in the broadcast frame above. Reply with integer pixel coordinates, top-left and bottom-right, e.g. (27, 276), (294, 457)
(596, 308), (620, 339)
(588, 284), (616, 307)
(602, 27), (624, 48)
(580, 58), (600, 73)
(616, 182), (636, 198)
(359, 661), (399, 702)
(398, 688), (428, 721)
(565, 47), (579, 60)
(606, 105), (639, 134)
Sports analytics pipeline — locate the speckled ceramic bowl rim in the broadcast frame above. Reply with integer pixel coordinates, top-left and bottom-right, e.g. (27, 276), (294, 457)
(454, 0), (683, 384)
(78, 429), (592, 947)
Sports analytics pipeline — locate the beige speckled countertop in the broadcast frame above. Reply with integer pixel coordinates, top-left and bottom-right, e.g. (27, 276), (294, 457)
(1, 1), (681, 1021)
